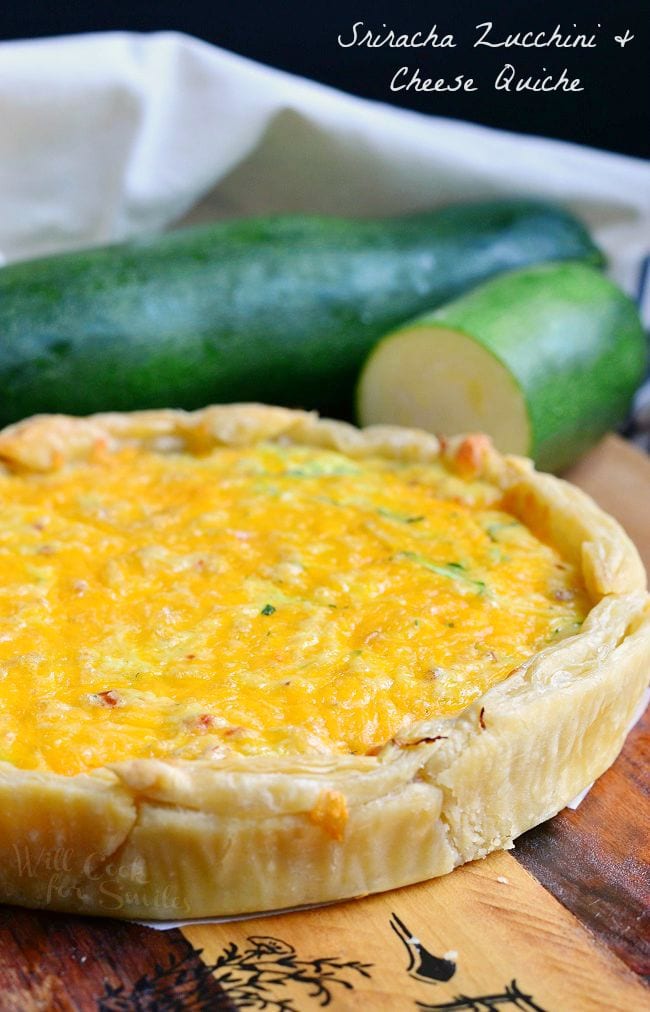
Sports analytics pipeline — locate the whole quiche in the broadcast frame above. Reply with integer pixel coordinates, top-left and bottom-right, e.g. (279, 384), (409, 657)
(0, 404), (647, 919)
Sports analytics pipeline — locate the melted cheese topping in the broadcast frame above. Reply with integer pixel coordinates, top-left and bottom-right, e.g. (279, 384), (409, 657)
(0, 443), (588, 775)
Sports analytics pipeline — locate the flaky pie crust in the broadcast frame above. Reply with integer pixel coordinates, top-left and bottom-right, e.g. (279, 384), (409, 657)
(0, 404), (648, 919)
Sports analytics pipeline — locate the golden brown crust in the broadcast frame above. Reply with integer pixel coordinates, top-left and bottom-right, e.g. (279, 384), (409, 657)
(0, 404), (648, 919)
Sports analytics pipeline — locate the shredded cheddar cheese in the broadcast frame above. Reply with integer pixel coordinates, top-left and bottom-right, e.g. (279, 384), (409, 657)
(0, 442), (588, 775)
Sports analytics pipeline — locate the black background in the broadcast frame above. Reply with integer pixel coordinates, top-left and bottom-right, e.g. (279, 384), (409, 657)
(1, 1), (648, 158)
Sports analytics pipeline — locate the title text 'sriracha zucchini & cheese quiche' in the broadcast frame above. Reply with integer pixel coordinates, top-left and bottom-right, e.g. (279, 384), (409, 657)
(0, 405), (648, 918)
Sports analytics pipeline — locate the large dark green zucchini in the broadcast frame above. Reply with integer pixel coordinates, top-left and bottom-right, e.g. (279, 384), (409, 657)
(0, 200), (602, 425)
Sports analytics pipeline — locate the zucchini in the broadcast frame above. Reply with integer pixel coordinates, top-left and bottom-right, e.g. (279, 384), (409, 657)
(0, 200), (602, 426)
(357, 261), (647, 472)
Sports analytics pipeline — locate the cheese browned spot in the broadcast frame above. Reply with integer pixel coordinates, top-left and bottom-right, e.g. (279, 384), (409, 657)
(0, 442), (589, 775)
(309, 789), (349, 841)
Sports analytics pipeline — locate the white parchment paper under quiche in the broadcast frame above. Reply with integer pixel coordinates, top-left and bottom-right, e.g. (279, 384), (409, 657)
(0, 404), (648, 920)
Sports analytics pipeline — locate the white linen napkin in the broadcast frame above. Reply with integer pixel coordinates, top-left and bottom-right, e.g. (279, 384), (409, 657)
(0, 30), (648, 294)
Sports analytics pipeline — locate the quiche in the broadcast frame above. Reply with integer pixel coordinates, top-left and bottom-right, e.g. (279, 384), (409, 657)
(0, 404), (647, 920)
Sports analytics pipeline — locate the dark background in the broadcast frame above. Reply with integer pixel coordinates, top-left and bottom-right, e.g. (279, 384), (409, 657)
(1, 1), (648, 158)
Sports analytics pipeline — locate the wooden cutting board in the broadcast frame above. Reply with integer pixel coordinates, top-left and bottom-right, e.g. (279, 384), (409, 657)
(1, 435), (648, 1011)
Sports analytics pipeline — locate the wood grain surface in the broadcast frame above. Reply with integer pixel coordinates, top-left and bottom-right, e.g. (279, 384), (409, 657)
(515, 704), (650, 980)
(1, 434), (648, 1010)
(513, 434), (650, 980)
(184, 850), (648, 1011)
(0, 906), (231, 1010)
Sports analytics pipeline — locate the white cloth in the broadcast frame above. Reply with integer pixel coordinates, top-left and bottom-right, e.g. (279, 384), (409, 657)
(1, 30), (649, 295)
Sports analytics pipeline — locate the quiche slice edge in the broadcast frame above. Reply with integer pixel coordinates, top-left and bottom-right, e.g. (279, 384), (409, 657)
(0, 403), (647, 920)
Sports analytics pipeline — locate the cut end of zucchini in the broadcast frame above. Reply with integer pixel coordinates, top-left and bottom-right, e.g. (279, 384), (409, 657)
(357, 326), (531, 457)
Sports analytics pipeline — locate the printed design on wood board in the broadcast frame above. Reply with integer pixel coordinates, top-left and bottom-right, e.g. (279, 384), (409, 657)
(390, 913), (547, 1012)
(96, 918), (547, 1010)
(416, 980), (547, 1011)
(390, 912), (457, 983)
(99, 933), (372, 1011)
(209, 935), (372, 1009)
